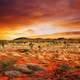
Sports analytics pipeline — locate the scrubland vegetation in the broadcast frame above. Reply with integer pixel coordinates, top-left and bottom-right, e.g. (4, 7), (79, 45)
(0, 38), (80, 80)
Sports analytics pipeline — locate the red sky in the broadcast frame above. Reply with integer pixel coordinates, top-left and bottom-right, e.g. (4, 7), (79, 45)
(0, 0), (80, 39)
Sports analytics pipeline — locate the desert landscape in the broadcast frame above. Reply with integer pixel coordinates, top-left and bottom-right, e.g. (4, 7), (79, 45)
(0, 37), (80, 80)
(0, 0), (80, 80)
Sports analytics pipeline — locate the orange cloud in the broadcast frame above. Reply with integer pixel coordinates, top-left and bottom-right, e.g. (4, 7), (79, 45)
(0, 0), (80, 39)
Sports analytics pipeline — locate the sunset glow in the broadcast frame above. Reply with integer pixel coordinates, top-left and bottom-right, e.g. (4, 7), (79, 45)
(0, 1), (80, 80)
(0, 0), (80, 39)
(0, 22), (79, 40)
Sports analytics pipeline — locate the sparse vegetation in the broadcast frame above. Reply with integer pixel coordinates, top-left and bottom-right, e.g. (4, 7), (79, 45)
(0, 38), (80, 80)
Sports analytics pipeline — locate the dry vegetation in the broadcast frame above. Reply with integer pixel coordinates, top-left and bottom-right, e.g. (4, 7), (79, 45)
(0, 38), (80, 80)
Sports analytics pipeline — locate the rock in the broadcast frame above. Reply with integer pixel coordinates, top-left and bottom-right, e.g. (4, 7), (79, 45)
(27, 63), (45, 72)
(14, 64), (34, 74)
(5, 70), (22, 77)
(14, 63), (45, 74)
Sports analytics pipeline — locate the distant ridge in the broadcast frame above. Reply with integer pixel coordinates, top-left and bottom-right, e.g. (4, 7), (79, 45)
(13, 37), (30, 40)
(12, 31), (80, 40)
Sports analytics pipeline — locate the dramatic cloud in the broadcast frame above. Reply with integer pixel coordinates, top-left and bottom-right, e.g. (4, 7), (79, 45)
(0, 0), (80, 23)
(0, 0), (80, 39)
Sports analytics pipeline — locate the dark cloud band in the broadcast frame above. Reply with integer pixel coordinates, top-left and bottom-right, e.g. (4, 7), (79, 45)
(0, 0), (80, 25)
